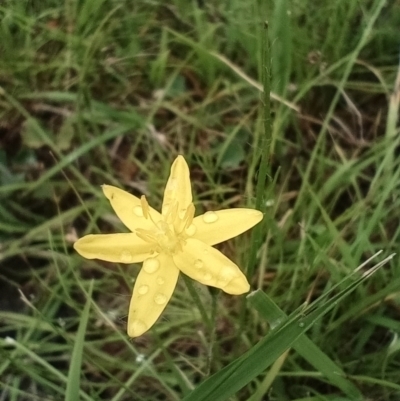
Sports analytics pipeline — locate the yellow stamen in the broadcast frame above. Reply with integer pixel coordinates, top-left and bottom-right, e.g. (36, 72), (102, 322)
(185, 203), (195, 227)
(166, 202), (179, 225)
(135, 228), (157, 244)
(140, 195), (149, 219)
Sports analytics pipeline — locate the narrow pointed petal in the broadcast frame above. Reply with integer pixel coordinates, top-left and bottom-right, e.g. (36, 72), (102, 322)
(74, 233), (153, 263)
(190, 209), (263, 246)
(173, 238), (250, 295)
(127, 253), (179, 337)
(162, 156), (192, 215)
(102, 185), (161, 232)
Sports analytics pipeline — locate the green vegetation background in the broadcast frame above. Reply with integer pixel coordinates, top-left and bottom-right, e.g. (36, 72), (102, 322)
(1, 0), (400, 400)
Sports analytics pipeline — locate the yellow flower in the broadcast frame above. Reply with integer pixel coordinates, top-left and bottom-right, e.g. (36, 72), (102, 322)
(74, 156), (263, 337)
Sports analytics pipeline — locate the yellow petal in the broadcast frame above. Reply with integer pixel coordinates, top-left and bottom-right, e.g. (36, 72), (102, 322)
(102, 185), (161, 232)
(190, 209), (263, 246)
(162, 155), (192, 215)
(173, 238), (250, 295)
(127, 253), (179, 337)
(74, 233), (153, 263)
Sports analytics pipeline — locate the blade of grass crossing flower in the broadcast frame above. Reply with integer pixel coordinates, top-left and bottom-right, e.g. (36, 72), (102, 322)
(65, 280), (94, 401)
(247, 290), (363, 399)
(182, 256), (390, 401)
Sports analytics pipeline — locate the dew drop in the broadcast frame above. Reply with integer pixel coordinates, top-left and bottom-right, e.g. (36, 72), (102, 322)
(156, 276), (165, 285)
(4, 337), (16, 345)
(194, 259), (204, 269)
(185, 224), (197, 236)
(120, 250), (133, 263)
(167, 178), (178, 190)
(269, 317), (284, 330)
(203, 272), (212, 281)
(144, 258), (160, 274)
(218, 268), (236, 286)
(154, 293), (167, 305)
(218, 266), (239, 287)
(133, 205), (144, 217)
(217, 274), (231, 286)
(220, 266), (235, 276)
(130, 320), (147, 335)
(202, 211), (219, 223)
(138, 285), (149, 295)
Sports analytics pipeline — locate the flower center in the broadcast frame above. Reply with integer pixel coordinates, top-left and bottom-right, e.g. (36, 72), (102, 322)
(135, 196), (195, 255)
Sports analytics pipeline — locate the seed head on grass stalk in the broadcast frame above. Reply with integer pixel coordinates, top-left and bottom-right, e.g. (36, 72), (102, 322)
(74, 155), (263, 337)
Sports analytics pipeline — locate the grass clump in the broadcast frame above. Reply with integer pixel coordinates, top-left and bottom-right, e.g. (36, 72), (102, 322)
(1, 0), (400, 400)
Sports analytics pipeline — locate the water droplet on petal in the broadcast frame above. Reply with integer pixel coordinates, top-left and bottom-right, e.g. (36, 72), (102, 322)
(154, 293), (167, 305)
(203, 272), (212, 281)
(185, 224), (197, 236)
(130, 320), (147, 335)
(133, 206), (144, 217)
(202, 211), (218, 223)
(167, 178), (178, 190)
(217, 268), (235, 287)
(217, 275), (229, 286)
(222, 266), (235, 275)
(138, 285), (149, 295)
(194, 259), (204, 269)
(120, 250), (133, 263)
(156, 276), (165, 285)
(144, 258), (160, 274)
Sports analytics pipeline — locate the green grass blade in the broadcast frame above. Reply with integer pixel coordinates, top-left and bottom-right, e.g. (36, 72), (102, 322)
(248, 290), (363, 399)
(0, 337), (95, 401)
(248, 20), (272, 278)
(65, 280), (94, 401)
(182, 254), (392, 401)
(25, 126), (133, 194)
